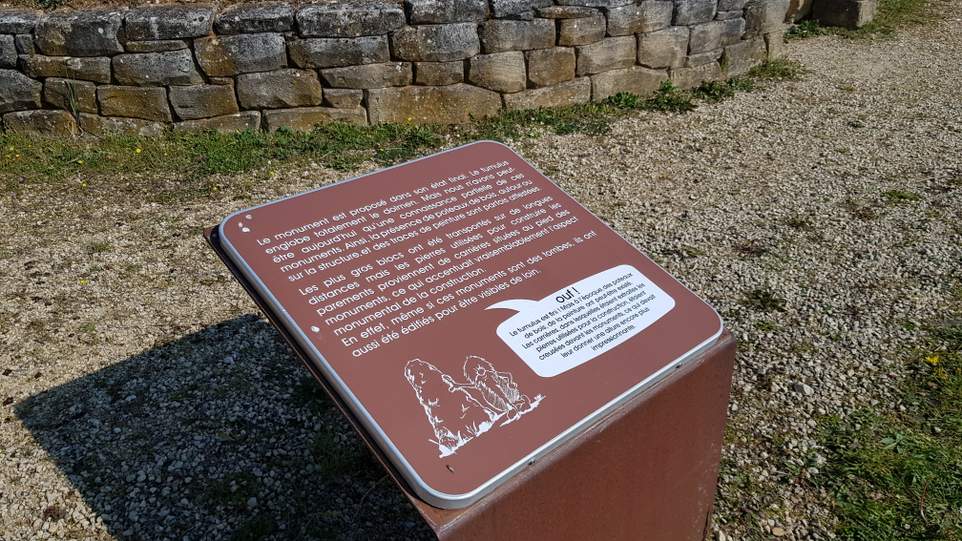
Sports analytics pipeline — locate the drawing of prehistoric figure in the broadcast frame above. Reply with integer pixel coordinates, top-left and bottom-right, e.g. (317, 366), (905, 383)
(404, 356), (544, 457)
(463, 355), (532, 422)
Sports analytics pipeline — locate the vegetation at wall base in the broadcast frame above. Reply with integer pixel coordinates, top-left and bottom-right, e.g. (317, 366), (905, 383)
(786, 0), (937, 40)
(0, 61), (799, 189)
(816, 290), (962, 540)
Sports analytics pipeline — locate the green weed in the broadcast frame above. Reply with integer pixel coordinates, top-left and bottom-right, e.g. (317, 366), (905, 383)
(693, 80), (738, 103)
(645, 81), (697, 113)
(747, 59), (806, 82)
(882, 189), (923, 204)
(742, 287), (788, 312)
(817, 313), (962, 539)
(786, 19), (830, 40)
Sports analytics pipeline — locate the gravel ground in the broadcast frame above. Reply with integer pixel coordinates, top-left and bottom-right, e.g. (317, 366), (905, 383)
(2, 11), (962, 541)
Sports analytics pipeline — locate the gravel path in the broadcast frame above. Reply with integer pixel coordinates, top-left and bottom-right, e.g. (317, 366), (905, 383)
(2, 11), (961, 540)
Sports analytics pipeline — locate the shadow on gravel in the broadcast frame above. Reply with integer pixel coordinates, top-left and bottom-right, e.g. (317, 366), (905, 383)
(16, 315), (433, 541)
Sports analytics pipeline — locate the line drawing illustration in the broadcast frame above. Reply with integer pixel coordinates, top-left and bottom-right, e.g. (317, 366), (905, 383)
(403, 355), (544, 457)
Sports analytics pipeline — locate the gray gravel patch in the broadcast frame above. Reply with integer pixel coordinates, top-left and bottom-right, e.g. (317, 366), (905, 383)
(2, 10), (962, 541)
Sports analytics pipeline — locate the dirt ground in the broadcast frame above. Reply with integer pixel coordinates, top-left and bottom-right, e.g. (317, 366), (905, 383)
(2, 7), (962, 541)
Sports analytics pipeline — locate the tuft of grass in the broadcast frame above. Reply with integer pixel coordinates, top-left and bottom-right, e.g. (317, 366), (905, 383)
(644, 80), (697, 113)
(882, 189), (923, 204)
(842, 197), (880, 220)
(785, 214), (815, 231)
(465, 102), (615, 139)
(741, 287), (787, 312)
(85, 240), (112, 254)
(747, 59), (806, 82)
(693, 80), (738, 103)
(786, 19), (831, 40)
(817, 310), (962, 539)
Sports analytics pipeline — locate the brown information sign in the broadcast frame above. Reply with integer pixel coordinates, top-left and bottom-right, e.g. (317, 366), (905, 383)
(217, 142), (722, 508)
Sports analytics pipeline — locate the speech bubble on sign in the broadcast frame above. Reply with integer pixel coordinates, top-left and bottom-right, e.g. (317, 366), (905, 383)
(488, 264), (675, 378)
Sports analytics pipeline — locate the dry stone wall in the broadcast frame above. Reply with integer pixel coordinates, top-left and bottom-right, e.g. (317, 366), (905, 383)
(0, 0), (789, 136)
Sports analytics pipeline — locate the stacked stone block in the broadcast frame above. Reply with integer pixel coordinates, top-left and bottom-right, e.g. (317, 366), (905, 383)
(0, 0), (787, 135)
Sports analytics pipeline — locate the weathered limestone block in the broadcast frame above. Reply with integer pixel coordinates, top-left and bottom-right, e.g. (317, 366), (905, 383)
(673, 0), (716, 25)
(79, 113), (166, 136)
(15, 34), (35, 54)
(0, 8), (40, 34)
(3, 109), (77, 136)
(36, 10), (124, 56)
(406, 0), (488, 23)
(125, 40), (188, 52)
(689, 21), (723, 53)
(503, 77), (590, 109)
(489, 0), (553, 20)
(591, 65), (668, 100)
(669, 61), (721, 88)
(0, 69), (41, 113)
(576, 36), (636, 76)
(43, 78), (97, 113)
(0, 35), (16, 68)
(637, 27), (688, 68)
(174, 111), (262, 133)
(323, 88), (363, 107)
(721, 38), (765, 76)
(169, 84), (239, 120)
(526, 47), (575, 87)
(686, 48), (722, 66)
(236, 69), (323, 109)
(97, 85), (172, 122)
(813, 0), (875, 28)
(264, 106), (367, 130)
(718, 0), (748, 10)
(414, 61), (464, 85)
(21, 55), (111, 83)
(536, 5), (597, 18)
(216, 2), (293, 34)
(480, 19), (554, 52)
(787, 0), (814, 21)
(745, 0), (790, 35)
(366, 83), (501, 124)
(556, 0), (634, 7)
(125, 5), (213, 40)
(764, 31), (785, 59)
(194, 33), (287, 76)
(290, 36), (389, 68)
(392, 23), (480, 62)
(715, 10), (743, 19)
(557, 14), (606, 46)
(606, 1), (672, 35)
(296, 2), (405, 37)
(113, 50), (204, 86)
(720, 17), (746, 45)
(468, 51), (525, 93)
(320, 62), (413, 88)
